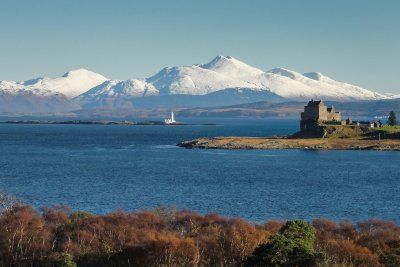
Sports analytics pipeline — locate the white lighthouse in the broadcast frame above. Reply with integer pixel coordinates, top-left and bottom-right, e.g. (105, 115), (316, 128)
(164, 112), (176, 124)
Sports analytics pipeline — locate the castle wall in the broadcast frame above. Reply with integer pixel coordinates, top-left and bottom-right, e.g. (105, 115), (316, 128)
(318, 106), (328, 121)
(300, 100), (342, 130)
(301, 106), (319, 121)
(328, 112), (341, 121)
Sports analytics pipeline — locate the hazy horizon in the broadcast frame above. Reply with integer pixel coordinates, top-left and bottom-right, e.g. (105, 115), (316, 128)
(1, 0), (399, 93)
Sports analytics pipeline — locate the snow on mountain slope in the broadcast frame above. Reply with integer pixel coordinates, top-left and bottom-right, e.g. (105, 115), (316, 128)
(0, 69), (107, 113)
(78, 56), (269, 108)
(21, 69), (108, 98)
(256, 68), (388, 101)
(146, 65), (255, 95)
(77, 55), (389, 109)
(385, 93), (400, 99)
(0, 81), (79, 113)
(1, 56), (392, 113)
(0, 68), (108, 98)
(76, 79), (159, 108)
(137, 56), (388, 100)
(302, 72), (386, 100)
(200, 55), (265, 80)
(0, 80), (55, 96)
(156, 56), (388, 101)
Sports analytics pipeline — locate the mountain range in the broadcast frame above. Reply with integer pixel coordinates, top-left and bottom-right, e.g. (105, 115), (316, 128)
(0, 56), (397, 114)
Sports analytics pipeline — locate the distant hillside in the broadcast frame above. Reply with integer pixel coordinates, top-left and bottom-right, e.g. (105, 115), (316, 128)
(10, 98), (397, 119)
(128, 88), (285, 109)
(176, 99), (400, 118)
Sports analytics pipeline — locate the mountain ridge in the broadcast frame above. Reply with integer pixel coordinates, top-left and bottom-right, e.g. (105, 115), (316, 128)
(0, 56), (397, 114)
(78, 56), (389, 109)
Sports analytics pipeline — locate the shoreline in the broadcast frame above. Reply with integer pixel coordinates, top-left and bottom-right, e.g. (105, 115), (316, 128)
(0, 120), (217, 126)
(178, 136), (400, 151)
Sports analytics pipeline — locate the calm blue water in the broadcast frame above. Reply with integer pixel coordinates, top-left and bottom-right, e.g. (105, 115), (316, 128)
(0, 118), (399, 223)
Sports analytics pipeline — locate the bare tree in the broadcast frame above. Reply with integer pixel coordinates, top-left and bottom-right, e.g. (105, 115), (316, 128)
(0, 192), (21, 214)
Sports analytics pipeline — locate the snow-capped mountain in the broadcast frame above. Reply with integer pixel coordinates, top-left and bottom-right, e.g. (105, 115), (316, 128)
(12, 69), (108, 98)
(77, 56), (388, 109)
(383, 92), (400, 99)
(77, 79), (159, 108)
(0, 56), (394, 113)
(0, 69), (108, 113)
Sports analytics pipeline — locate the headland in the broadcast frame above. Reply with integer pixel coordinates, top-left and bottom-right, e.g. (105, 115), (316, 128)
(178, 134), (400, 151)
(178, 100), (400, 151)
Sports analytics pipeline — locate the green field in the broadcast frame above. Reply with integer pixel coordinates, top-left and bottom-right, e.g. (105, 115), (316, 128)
(294, 124), (400, 140)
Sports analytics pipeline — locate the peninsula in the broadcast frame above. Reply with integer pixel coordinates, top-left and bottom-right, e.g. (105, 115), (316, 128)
(178, 100), (400, 151)
(0, 119), (219, 126)
(0, 120), (171, 125)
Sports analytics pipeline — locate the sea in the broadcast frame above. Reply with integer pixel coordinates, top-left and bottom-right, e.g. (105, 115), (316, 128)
(0, 118), (399, 223)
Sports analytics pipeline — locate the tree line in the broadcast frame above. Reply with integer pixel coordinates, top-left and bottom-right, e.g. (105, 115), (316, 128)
(0, 193), (399, 266)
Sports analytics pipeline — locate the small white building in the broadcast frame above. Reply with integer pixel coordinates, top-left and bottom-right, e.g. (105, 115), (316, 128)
(164, 112), (176, 124)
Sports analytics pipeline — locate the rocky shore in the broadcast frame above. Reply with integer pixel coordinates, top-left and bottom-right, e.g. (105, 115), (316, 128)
(178, 136), (400, 151)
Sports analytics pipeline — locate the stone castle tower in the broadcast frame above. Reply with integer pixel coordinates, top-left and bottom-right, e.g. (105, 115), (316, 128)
(300, 99), (341, 130)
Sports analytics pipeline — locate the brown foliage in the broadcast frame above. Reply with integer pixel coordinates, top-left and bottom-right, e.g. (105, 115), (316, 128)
(0, 202), (399, 266)
(325, 239), (380, 267)
(0, 206), (51, 266)
(312, 218), (400, 267)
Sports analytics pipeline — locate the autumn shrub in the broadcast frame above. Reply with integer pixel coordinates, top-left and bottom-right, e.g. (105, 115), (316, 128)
(0, 193), (399, 267)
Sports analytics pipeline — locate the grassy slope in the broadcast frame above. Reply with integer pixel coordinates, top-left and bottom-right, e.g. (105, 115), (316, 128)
(291, 124), (400, 140)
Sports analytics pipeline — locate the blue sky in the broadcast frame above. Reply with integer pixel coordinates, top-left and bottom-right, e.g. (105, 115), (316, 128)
(1, 0), (399, 93)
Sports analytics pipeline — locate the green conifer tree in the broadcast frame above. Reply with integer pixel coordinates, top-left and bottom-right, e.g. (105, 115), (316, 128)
(244, 220), (324, 266)
(388, 111), (397, 126)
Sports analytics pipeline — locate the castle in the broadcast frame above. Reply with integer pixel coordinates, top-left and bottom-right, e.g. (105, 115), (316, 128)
(300, 99), (341, 130)
(300, 99), (382, 130)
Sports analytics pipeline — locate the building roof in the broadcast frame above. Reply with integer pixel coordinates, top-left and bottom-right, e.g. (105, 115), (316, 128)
(306, 99), (324, 107)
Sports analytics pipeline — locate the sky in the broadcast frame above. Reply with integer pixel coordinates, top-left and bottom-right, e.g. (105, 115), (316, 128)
(0, 0), (399, 93)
